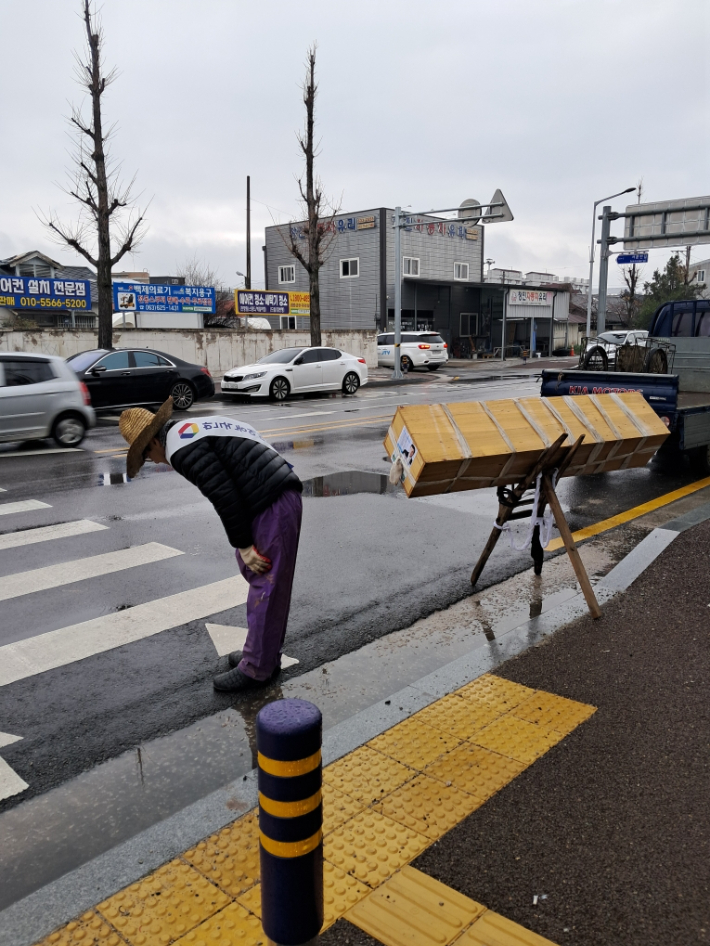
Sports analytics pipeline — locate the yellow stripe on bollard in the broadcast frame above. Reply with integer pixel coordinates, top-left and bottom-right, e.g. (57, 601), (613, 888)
(259, 829), (322, 859)
(259, 789), (322, 819)
(257, 749), (321, 777)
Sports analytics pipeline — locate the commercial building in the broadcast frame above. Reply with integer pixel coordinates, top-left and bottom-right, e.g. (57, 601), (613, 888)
(265, 209), (571, 355)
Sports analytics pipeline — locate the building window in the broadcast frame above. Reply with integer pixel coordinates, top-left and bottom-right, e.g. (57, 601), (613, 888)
(403, 257), (420, 276)
(454, 262), (469, 281)
(278, 265), (295, 284)
(280, 315), (296, 330)
(697, 269), (706, 284)
(460, 313), (478, 336)
(340, 258), (359, 278)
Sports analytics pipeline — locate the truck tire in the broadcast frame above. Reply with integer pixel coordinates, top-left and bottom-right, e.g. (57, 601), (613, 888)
(583, 346), (608, 371)
(690, 444), (710, 475)
(644, 347), (668, 374)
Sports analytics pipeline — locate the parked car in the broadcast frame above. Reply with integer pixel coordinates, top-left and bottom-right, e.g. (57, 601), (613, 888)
(583, 330), (648, 370)
(66, 348), (214, 411)
(0, 352), (95, 446)
(220, 347), (368, 401)
(377, 332), (448, 371)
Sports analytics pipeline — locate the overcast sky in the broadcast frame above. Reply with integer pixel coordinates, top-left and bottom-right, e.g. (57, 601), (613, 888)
(1, 0), (707, 289)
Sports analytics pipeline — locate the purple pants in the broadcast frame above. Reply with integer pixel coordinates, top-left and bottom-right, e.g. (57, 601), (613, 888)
(236, 489), (302, 680)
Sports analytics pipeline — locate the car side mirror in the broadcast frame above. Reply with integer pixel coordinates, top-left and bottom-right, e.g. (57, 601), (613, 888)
(91, 366), (107, 375)
(294, 357), (303, 366)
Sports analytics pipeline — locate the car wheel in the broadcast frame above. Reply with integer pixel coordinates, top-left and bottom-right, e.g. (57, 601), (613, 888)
(342, 372), (360, 395)
(170, 381), (195, 411)
(52, 414), (86, 448)
(270, 377), (290, 401)
(582, 346), (608, 371)
(400, 355), (413, 372)
(427, 365), (440, 371)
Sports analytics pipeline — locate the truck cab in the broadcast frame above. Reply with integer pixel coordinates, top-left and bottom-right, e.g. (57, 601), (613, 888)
(649, 299), (710, 338)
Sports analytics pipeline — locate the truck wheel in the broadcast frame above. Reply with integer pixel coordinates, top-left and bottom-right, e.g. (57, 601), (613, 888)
(583, 346), (608, 371)
(690, 445), (710, 475)
(644, 347), (668, 374)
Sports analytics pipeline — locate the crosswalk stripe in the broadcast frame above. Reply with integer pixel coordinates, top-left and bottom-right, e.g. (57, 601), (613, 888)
(0, 577), (249, 687)
(0, 499), (51, 517)
(0, 542), (183, 602)
(0, 519), (109, 551)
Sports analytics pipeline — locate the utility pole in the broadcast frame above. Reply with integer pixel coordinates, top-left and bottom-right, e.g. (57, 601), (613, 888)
(246, 175), (251, 290)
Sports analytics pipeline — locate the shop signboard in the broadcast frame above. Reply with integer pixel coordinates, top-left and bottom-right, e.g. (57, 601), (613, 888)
(0, 275), (92, 312)
(113, 282), (216, 314)
(508, 289), (553, 306)
(235, 290), (310, 317)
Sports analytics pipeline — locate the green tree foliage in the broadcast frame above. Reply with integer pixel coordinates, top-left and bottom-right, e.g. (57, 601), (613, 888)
(638, 253), (701, 327)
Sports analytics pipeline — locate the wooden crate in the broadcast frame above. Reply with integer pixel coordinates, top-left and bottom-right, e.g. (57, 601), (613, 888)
(384, 392), (669, 497)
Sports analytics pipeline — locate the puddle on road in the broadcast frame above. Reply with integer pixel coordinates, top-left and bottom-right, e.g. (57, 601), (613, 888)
(302, 470), (399, 498)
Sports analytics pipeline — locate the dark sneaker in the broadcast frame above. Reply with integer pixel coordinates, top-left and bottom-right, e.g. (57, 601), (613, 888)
(227, 650), (243, 669)
(213, 666), (268, 693)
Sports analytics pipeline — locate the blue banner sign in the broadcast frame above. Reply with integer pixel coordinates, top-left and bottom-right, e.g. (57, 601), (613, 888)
(113, 282), (216, 314)
(617, 252), (649, 265)
(0, 275), (92, 311)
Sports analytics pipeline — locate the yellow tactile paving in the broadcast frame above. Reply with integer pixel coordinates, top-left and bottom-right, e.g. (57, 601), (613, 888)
(182, 811), (260, 898)
(36, 912), (127, 946)
(324, 810), (429, 887)
(171, 901), (265, 945)
(470, 715), (565, 766)
(322, 782), (368, 834)
(457, 909), (561, 945)
(37, 676), (593, 946)
(457, 674), (535, 713)
(374, 774), (483, 840)
(367, 715), (462, 769)
(413, 692), (504, 740)
(424, 742), (528, 800)
(97, 859), (229, 946)
(346, 866), (486, 946)
(323, 744), (414, 805)
(512, 691), (597, 735)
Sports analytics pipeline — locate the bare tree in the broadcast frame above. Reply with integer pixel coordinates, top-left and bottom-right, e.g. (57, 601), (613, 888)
(177, 255), (238, 328)
(176, 255), (219, 289)
(286, 46), (338, 347)
(42, 1), (146, 350)
(621, 179), (644, 326)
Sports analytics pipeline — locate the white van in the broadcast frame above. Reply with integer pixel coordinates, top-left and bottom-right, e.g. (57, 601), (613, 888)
(377, 331), (448, 372)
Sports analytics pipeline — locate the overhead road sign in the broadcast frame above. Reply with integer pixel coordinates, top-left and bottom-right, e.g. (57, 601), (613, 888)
(622, 195), (710, 249)
(235, 290), (310, 317)
(0, 275), (92, 312)
(113, 282), (215, 314)
(617, 252), (648, 265)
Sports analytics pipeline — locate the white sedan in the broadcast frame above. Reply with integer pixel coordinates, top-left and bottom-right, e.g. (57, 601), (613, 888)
(220, 346), (368, 401)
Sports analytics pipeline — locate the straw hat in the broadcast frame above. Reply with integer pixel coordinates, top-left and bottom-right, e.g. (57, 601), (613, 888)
(119, 397), (173, 478)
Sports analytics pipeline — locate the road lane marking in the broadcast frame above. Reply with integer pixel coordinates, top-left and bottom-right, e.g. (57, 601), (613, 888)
(0, 499), (52, 517)
(205, 622), (299, 668)
(0, 542), (183, 602)
(0, 448), (82, 459)
(0, 732), (28, 801)
(0, 576), (249, 687)
(0, 519), (109, 551)
(546, 475), (710, 552)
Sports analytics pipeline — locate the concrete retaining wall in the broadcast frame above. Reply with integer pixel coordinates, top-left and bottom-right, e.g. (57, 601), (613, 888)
(0, 328), (378, 377)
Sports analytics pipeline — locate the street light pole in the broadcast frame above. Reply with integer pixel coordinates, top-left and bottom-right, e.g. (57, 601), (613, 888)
(586, 187), (635, 338)
(393, 206), (403, 380)
(597, 205), (614, 335)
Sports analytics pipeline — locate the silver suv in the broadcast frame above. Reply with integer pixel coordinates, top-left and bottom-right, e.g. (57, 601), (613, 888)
(0, 353), (96, 446)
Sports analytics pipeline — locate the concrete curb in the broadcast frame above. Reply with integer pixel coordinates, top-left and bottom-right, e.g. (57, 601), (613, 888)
(2, 506), (707, 946)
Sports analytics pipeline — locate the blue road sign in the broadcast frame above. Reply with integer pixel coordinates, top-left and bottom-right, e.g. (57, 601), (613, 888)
(617, 252), (649, 265)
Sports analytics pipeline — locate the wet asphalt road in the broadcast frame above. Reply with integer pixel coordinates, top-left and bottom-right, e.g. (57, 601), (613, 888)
(0, 375), (704, 894)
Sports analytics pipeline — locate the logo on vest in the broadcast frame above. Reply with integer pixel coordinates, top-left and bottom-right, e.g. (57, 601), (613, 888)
(178, 422), (200, 439)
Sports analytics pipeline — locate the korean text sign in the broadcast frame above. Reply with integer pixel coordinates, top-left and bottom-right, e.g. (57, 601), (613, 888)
(0, 276), (92, 311)
(508, 289), (552, 306)
(113, 283), (216, 314)
(235, 290), (310, 317)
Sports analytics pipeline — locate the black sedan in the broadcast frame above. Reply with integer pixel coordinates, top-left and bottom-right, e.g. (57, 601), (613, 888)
(66, 348), (214, 411)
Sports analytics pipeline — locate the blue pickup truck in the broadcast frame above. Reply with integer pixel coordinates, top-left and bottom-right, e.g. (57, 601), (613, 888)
(541, 299), (710, 472)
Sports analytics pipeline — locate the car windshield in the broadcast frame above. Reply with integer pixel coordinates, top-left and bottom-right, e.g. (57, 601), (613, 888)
(66, 350), (106, 371)
(257, 348), (304, 364)
(598, 333), (625, 345)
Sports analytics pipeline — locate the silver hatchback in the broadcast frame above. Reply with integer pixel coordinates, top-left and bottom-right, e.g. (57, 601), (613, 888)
(0, 352), (96, 446)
